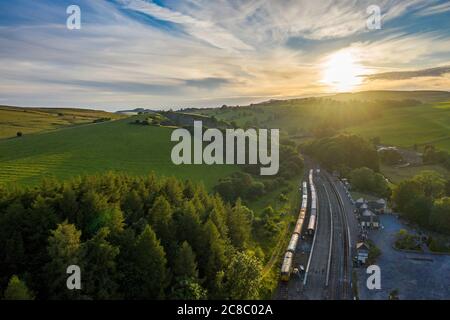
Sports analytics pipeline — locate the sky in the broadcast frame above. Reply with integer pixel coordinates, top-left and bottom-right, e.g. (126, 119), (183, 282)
(0, 0), (450, 111)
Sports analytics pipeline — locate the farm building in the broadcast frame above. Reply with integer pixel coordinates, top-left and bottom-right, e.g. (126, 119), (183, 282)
(358, 202), (369, 215)
(355, 198), (365, 209)
(360, 210), (380, 229)
(356, 242), (370, 264)
(368, 199), (387, 213)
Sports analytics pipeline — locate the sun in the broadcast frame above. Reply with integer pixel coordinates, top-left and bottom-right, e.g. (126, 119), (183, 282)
(321, 50), (366, 92)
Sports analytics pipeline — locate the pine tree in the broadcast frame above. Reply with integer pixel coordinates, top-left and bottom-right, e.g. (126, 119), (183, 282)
(81, 228), (120, 299)
(174, 202), (202, 253)
(209, 198), (228, 239)
(122, 190), (144, 224)
(79, 190), (109, 237)
(228, 199), (252, 249)
(58, 186), (79, 223)
(130, 225), (167, 299)
(171, 241), (206, 299)
(173, 241), (198, 279)
(148, 195), (173, 242)
(200, 220), (227, 290)
(45, 222), (82, 299)
(3, 275), (34, 300)
(162, 177), (183, 206)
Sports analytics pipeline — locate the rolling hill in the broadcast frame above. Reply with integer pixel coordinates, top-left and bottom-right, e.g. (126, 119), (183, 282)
(0, 116), (238, 188)
(0, 105), (125, 139)
(197, 90), (450, 152)
(331, 90), (450, 103)
(194, 90), (450, 184)
(344, 100), (450, 151)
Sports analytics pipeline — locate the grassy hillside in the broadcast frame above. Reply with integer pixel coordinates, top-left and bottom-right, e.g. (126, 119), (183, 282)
(0, 116), (238, 188)
(381, 164), (449, 185)
(344, 101), (450, 151)
(0, 105), (125, 139)
(332, 90), (450, 103)
(193, 91), (450, 185)
(196, 91), (450, 152)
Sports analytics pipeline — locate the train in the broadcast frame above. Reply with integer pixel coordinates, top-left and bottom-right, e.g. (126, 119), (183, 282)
(307, 169), (317, 235)
(280, 180), (308, 281)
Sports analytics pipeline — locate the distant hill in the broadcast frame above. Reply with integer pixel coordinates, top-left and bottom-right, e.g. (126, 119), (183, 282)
(245, 90), (450, 107)
(0, 105), (125, 139)
(194, 90), (450, 152)
(116, 108), (159, 115)
(331, 90), (450, 103)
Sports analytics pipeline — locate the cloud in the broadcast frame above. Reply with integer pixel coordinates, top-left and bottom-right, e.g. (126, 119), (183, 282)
(117, 0), (252, 51)
(416, 1), (450, 16)
(347, 32), (450, 67)
(1, 0), (450, 110)
(366, 66), (450, 80)
(184, 77), (231, 89)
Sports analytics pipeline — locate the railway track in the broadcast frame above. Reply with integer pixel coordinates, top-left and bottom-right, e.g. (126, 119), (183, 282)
(325, 173), (351, 300)
(275, 168), (352, 300)
(302, 173), (331, 299)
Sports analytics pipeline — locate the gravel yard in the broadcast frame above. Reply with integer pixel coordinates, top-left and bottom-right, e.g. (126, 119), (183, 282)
(357, 215), (450, 300)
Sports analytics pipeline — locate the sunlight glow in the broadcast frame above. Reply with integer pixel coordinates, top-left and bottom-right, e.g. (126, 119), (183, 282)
(321, 50), (367, 92)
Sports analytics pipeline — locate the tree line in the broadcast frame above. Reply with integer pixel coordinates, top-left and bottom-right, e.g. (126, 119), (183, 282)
(392, 171), (450, 235)
(0, 173), (266, 300)
(349, 167), (391, 198)
(302, 133), (380, 174)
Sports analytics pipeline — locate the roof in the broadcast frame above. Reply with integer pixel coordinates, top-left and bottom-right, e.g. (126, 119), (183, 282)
(356, 242), (370, 251)
(356, 198), (365, 203)
(362, 209), (375, 217)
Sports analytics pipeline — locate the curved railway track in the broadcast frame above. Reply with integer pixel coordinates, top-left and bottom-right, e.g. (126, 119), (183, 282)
(325, 173), (351, 300)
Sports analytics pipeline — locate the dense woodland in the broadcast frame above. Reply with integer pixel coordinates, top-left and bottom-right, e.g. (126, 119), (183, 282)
(214, 142), (304, 203)
(349, 167), (391, 198)
(0, 173), (272, 300)
(392, 171), (450, 235)
(302, 133), (380, 174)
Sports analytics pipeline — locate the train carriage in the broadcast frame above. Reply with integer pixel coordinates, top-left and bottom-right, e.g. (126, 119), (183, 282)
(280, 251), (294, 281)
(280, 178), (309, 281)
(287, 233), (299, 253)
(307, 170), (317, 235)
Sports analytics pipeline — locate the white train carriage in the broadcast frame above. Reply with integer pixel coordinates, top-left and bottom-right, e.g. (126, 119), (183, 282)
(307, 199), (317, 234)
(301, 195), (307, 209)
(307, 170), (317, 235)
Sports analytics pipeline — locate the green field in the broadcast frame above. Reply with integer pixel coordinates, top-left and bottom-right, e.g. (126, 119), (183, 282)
(194, 91), (450, 145)
(0, 116), (238, 188)
(196, 92), (450, 186)
(198, 93), (450, 152)
(0, 105), (125, 139)
(381, 164), (449, 185)
(344, 102), (450, 151)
